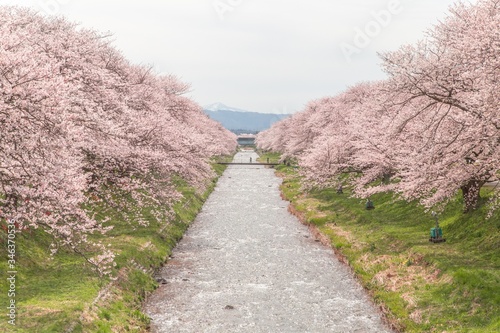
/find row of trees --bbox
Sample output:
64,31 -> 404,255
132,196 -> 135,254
0,7 -> 237,274
257,0 -> 499,214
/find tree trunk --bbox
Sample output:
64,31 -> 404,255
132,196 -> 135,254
382,173 -> 392,184
461,180 -> 484,213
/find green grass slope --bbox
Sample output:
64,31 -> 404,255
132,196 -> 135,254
271,160 -> 499,333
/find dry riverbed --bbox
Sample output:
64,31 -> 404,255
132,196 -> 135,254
145,151 -> 392,333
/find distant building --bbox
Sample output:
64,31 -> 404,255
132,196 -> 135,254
237,134 -> 256,146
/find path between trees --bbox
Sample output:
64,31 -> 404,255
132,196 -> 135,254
145,151 -> 392,333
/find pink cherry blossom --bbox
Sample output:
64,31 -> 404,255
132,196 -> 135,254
257,0 -> 499,213
0,6 -> 236,275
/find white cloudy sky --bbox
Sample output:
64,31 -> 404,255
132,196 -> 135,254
2,0 -> 473,113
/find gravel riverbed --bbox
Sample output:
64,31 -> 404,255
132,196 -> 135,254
145,151 -> 392,333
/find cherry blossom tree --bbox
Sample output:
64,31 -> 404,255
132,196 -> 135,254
255,116 -> 294,154
287,82 -> 397,195
0,6 -> 236,275
379,0 -> 499,211
258,0 -> 499,213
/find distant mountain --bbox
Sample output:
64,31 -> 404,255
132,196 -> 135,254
203,103 -> 290,133
204,102 -> 249,113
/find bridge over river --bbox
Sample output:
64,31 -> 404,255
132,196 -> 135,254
145,150 -> 392,333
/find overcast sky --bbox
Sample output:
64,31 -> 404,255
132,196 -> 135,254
2,0 -> 473,113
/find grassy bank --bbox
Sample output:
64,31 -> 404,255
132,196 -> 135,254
261,153 -> 499,333
0,163 -> 227,333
